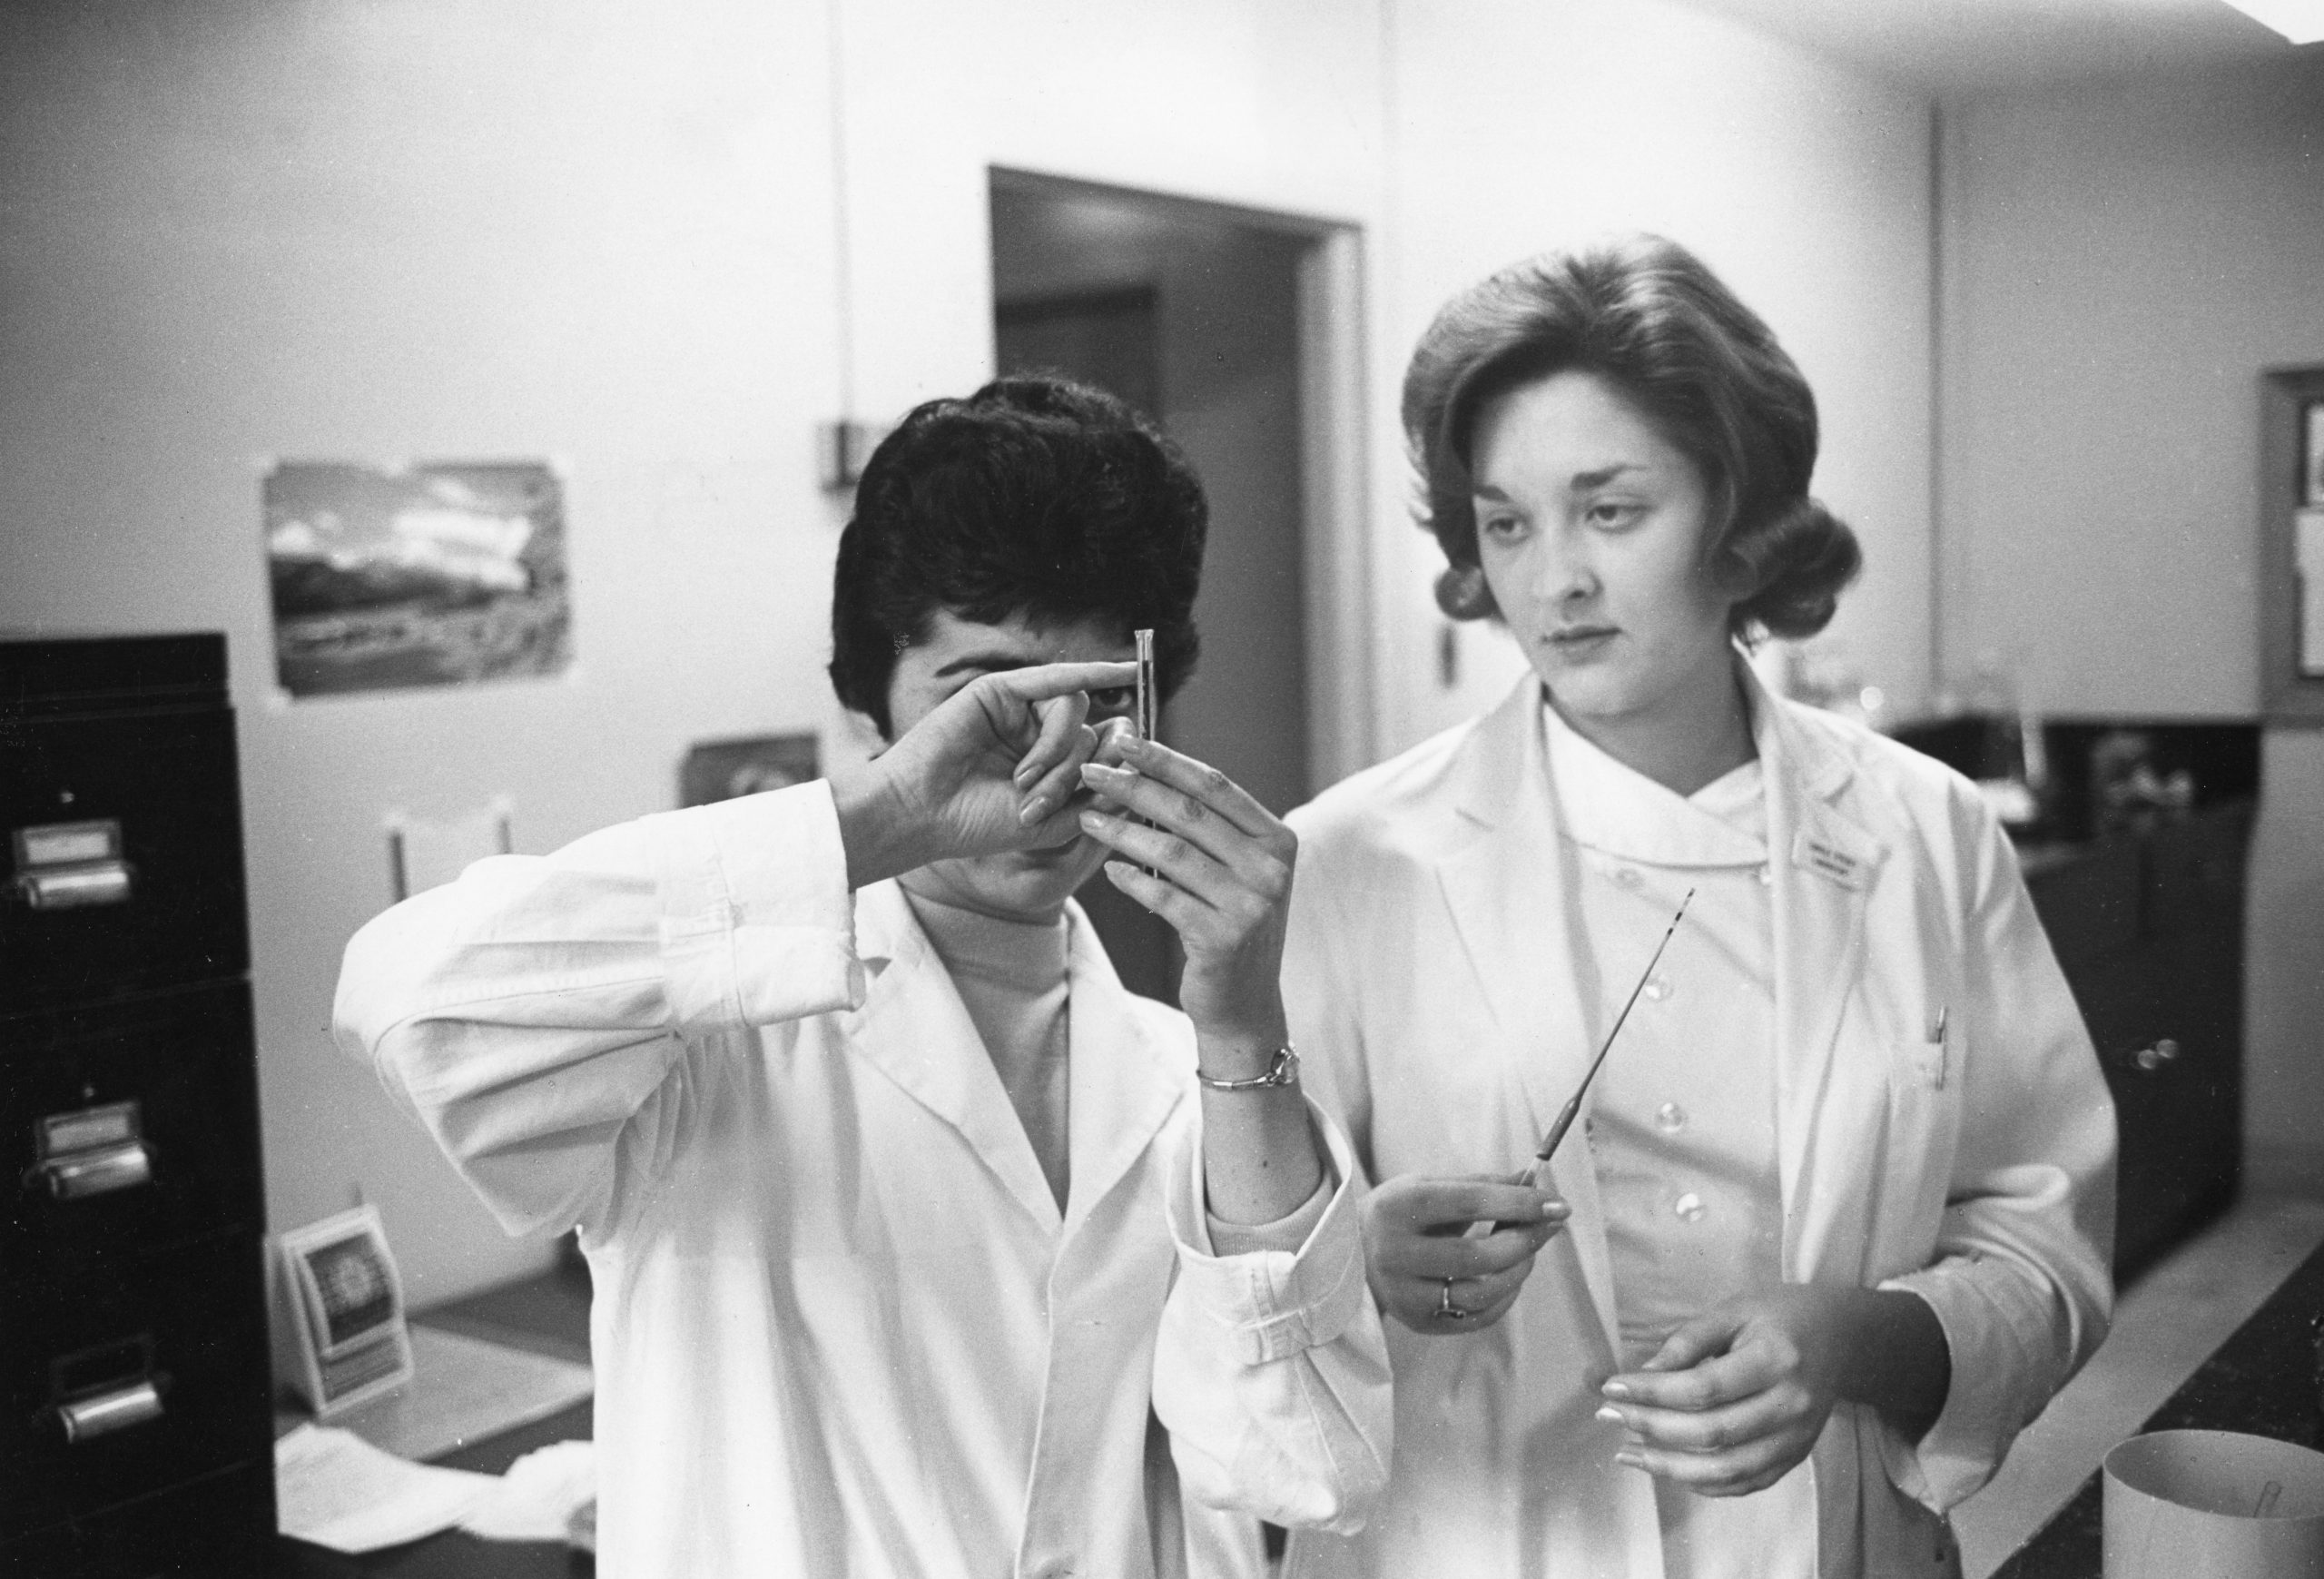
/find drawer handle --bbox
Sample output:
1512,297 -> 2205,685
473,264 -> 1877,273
2134,1038 -> 2181,1072
57,1379 -> 163,1444
16,861 -> 133,909
32,1101 -> 151,1199
38,1140 -> 153,1199
13,819 -> 132,908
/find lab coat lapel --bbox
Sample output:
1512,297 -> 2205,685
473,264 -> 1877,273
1754,675 -> 1887,1281
845,883 -> 1065,1233
1059,902 -> 1187,1239
1433,677 -> 1624,1350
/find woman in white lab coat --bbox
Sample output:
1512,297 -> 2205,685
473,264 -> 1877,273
336,378 -> 1389,1578
1281,237 -> 2115,1577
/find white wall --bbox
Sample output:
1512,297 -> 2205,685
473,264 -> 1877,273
1939,51 -> 2324,1175
0,0 -> 846,1307
1382,0 -> 1937,752
0,0 -> 1940,1303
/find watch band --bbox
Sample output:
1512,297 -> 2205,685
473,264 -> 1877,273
1195,1043 -> 1299,1091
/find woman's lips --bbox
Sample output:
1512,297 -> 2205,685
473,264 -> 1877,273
1547,627 -> 1618,656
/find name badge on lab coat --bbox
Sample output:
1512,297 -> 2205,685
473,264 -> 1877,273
1792,831 -> 1868,891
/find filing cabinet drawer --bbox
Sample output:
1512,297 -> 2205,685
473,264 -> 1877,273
0,706 -> 248,1014
0,1230 -> 272,1536
0,1457 -> 274,1579
2,983 -> 262,1272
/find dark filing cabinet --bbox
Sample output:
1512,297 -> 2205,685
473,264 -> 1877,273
1896,715 -> 2260,1287
1,634 -> 275,1576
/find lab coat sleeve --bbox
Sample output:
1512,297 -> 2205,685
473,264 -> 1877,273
1277,817 -> 1377,1179
331,781 -> 863,1240
1873,799 -> 2117,1513
1151,1100 -> 1393,1535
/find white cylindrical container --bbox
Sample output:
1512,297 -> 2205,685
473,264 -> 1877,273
2103,1429 -> 2324,1577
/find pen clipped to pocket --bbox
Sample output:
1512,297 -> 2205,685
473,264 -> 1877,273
1915,1002 -> 1949,1090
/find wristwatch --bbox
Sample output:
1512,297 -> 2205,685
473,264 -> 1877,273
1195,1043 -> 1299,1091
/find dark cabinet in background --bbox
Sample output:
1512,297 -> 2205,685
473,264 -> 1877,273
1896,715 -> 2260,1288
1,634 -> 274,1577
2024,802 -> 2254,1285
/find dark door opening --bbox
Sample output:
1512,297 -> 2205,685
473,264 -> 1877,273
991,171 -> 1317,1005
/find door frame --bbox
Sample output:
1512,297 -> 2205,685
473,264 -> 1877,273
987,167 -> 1376,794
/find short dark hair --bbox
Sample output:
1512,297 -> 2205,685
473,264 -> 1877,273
828,374 -> 1206,737
1402,234 -> 1860,640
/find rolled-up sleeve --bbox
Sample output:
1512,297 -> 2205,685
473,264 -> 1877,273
1151,1101 -> 1392,1534
1873,804 -> 2117,1512
331,781 -> 862,1241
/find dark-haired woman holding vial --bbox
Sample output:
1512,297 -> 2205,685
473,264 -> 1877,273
1280,236 -> 2114,1577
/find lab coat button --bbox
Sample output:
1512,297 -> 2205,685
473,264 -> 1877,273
1756,864 -> 1772,887
1614,867 -> 1644,891
1673,1191 -> 1706,1222
1642,975 -> 1671,1002
1654,1102 -> 1687,1133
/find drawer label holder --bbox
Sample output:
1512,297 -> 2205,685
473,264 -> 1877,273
12,818 -> 133,910
32,1100 -> 153,1199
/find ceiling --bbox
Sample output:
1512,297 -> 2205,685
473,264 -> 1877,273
1672,0 -> 2315,97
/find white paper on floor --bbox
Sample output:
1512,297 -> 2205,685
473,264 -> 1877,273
458,1439 -> 596,1543
275,1423 -> 497,1553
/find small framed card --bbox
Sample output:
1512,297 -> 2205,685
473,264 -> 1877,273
2261,370 -> 2324,723
277,1205 -> 415,1419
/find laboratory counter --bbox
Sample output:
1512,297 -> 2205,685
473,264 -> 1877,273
1992,1233 -> 2324,1577
274,1264 -> 595,1578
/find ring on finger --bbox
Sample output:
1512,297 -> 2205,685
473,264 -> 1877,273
1437,1277 -> 1472,1322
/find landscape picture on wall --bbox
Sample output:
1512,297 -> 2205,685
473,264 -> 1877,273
264,460 -> 573,698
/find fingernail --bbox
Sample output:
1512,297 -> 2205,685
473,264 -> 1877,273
1080,762 -> 1128,785
1593,1405 -> 1626,1426
1019,795 -> 1049,825
1013,763 -> 1038,787
1615,1452 -> 1647,1471
1600,1380 -> 1632,1401
1541,1199 -> 1569,1219
1078,809 -> 1108,831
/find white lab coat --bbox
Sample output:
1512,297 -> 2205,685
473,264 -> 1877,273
1280,669 -> 2115,1578
333,781 -> 1390,1579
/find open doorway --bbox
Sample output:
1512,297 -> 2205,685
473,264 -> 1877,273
990,169 -> 1366,1003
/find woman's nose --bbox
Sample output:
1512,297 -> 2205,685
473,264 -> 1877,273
1532,533 -> 1599,604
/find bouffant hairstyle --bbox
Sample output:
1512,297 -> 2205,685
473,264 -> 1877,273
828,374 -> 1206,738
1402,234 -> 1860,639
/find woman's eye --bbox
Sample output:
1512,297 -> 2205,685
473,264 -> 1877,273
1088,686 -> 1134,713
1479,514 -> 1523,540
1587,500 -> 1642,529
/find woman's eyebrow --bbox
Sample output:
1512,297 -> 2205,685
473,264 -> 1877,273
1571,463 -> 1643,489
929,649 -> 1035,679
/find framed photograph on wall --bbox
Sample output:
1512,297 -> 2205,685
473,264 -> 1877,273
679,733 -> 820,806
2260,369 -> 2324,723
263,460 -> 573,700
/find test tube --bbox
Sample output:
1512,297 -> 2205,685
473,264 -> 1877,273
1133,629 -> 1157,877
1134,628 -> 1157,745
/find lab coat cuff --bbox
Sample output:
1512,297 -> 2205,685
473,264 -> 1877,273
1206,1164 -> 1336,1258
649,780 -> 865,1036
1874,1268 -> 2024,1511
1167,1102 -> 1370,1367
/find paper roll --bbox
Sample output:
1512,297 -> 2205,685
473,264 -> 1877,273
2104,1430 -> 2324,1577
